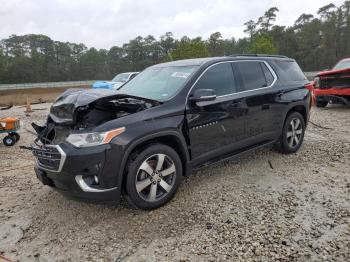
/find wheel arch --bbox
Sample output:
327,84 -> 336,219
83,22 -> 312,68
284,104 -> 308,126
118,131 -> 191,191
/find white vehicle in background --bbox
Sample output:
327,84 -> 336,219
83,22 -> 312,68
92,72 -> 139,90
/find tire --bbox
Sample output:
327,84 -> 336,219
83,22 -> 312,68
278,112 -> 305,154
3,135 -> 16,146
124,144 -> 183,210
316,100 -> 328,108
9,132 -> 20,142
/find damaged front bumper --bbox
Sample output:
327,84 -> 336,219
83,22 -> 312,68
313,88 -> 350,105
314,68 -> 350,104
24,89 -> 160,204
29,142 -> 123,204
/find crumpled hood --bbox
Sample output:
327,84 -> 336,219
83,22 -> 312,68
49,88 -> 159,124
315,67 -> 350,90
317,67 -> 350,77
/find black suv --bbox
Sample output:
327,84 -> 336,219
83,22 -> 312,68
29,55 -> 311,209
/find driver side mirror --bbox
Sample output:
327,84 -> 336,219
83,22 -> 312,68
189,89 -> 216,103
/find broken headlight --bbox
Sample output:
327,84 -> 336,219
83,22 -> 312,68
66,127 -> 125,148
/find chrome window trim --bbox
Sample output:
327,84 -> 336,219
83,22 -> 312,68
186,60 -> 278,103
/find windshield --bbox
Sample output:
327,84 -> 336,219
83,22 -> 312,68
119,66 -> 198,101
333,59 -> 350,70
112,73 -> 130,82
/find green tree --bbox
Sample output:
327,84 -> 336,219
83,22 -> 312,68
222,37 -> 237,55
294,14 -> 314,29
1,1 -> 350,83
160,32 -> 176,54
171,40 -> 209,60
107,46 -> 126,76
244,20 -> 257,40
257,7 -> 279,32
342,1 -> 350,55
318,3 -> 338,68
249,34 -> 277,54
294,18 -> 323,70
318,3 -> 336,20
0,46 -> 7,83
208,32 -> 224,56
79,48 -> 108,80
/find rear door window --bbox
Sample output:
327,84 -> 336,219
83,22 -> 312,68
194,63 -> 236,96
235,61 -> 268,91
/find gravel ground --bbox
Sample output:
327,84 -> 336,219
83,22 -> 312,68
0,103 -> 349,262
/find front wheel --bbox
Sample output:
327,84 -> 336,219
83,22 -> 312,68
278,112 -> 305,154
124,144 -> 183,210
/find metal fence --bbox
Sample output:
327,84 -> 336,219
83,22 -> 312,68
0,80 -> 96,91
0,72 -> 319,91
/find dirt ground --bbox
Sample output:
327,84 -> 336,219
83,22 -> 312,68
0,103 -> 349,262
0,86 -> 89,107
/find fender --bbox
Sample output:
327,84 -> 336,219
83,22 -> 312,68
279,88 -> 311,130
117,130 -> 191,187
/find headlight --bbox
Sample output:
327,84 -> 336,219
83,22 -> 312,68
314,77 -> 320,88
66,127 -> 125,147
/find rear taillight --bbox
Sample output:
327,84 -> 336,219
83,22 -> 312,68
305,82 -> 315,106
304,82 -> 313,91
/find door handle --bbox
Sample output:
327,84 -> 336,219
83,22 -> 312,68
262,104 -> 270,110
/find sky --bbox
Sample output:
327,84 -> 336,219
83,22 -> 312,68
0,0 -> 345,49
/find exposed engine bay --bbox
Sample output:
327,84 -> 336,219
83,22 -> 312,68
32,89 -> 159,145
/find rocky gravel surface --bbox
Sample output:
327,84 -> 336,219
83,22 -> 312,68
0,104 -> 349,261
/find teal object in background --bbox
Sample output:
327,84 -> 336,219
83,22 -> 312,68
92,72 -> 139,90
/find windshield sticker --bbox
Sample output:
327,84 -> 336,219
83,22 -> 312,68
171,72 -> 191,78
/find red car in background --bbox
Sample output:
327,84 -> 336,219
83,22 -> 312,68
313,58 -> 350,107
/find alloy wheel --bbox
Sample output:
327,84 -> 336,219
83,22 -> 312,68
135,154 -> 176,202
286,118 -> 303,148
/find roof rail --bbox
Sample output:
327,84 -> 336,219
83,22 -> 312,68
229,54 -> 288,58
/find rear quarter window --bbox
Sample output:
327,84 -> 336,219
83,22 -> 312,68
276,61 -> 306,81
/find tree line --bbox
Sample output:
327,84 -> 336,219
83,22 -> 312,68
0,1 -> 349,84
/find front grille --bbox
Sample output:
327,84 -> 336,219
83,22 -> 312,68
320,74 -> 350,89
32,145 -> 65,172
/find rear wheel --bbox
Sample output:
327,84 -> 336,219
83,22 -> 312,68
124,144 -> 183,210
278,112 -> 305,154
9,132 -> 20,142
3,135 -> 16,146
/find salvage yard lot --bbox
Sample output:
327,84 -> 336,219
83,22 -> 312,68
0,104 -> 349,261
